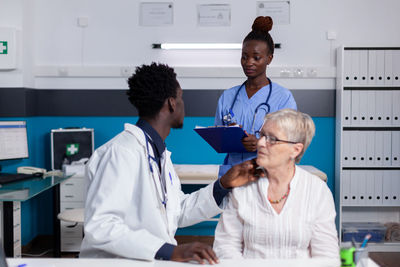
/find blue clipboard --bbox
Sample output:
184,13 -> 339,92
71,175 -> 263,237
194,126 -> 248,153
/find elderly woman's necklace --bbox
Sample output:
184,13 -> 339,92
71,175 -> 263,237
268,184 -> 290,204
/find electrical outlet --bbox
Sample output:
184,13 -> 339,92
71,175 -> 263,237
293,68 -> 304,78
58,67 -> 68,76
120,67 -> 131,77
280,69 -> 291,77
327,31 -> 337,40
307,68 -> 317,77
77,17 -> 89,28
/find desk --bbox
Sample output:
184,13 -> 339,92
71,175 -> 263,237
0,175 -> 72,257
7,258 -> 343,267
174,164 -> 327,184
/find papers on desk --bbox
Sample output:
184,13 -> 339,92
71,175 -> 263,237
194,125 -> 247,153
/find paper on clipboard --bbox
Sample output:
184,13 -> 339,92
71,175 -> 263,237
194,125 -> 247,153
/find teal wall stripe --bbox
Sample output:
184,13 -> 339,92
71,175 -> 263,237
0,116 -> 335,243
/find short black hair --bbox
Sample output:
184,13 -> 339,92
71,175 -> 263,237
243,16 -> 275,55
127,62 -> 179,118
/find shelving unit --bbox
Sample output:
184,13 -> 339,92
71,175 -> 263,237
335,46 -> 400,252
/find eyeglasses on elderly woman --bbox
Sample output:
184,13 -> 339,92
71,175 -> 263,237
255,130 -> 298,145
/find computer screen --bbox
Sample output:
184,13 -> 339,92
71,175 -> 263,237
0,121 -> 29,161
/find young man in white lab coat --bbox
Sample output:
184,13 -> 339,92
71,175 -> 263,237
80,63 -> 260,264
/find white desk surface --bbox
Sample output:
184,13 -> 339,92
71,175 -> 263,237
7,258 -> 343,267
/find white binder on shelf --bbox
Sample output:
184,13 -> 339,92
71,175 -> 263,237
373,170 -> 383,205
374,131 -> 384,166
342,90 -> 351,126
366,131 -> 375,165
342,131 -> 351,167
359,50 -> 368,85
389,170 -> 399,205
392,91 -> 400,126
342,170 -> 351,205
358,170 -> 367,205
351,91 -> 360,126
394,171 -> 400,205
375,92 -> 385,126
383,131 -> 392,167
383,91 -> 393,126
368,50 -> 377,85
350,170 -> 359,205
366,91 -> 376,125
376,50 -> 385,86
382,171 -> 391,205
393,50 -> 400,86
351,50 -> 361,86
344,50 -> 352,86
392,131 -> 400,167
365,171 -> 375,205
384,50 -> 393,86
350,131 -> 359,166
359,92 -> 368,125
358,131 -> 367,166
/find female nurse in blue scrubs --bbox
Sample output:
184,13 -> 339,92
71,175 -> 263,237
215,16 -> 297,177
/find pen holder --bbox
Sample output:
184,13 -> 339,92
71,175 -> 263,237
354,247 -> 369,266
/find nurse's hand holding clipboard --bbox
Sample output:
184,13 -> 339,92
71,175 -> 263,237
229,125 -> 258,152
241,130 -> 258,152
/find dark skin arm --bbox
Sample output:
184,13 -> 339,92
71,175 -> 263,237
171,242 -> 218,264
220,158 -> 264,189
170,160 -> 264,263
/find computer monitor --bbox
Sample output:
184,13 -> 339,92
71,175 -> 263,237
0,121 -> 29,161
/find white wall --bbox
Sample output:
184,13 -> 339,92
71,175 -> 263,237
0,0 -> 23,87
1,0 -> 400,89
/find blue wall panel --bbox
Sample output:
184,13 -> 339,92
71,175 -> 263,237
0,116 -> 335,243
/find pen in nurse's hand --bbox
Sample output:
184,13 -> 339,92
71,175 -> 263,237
360,234 -> 371,248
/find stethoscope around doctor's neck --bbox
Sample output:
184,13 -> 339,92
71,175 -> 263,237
223,78 -> 273,134
142,130 -> 168,208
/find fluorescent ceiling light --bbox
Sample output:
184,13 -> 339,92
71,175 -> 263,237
153,43 -> 242,50
152,43 -> 281,50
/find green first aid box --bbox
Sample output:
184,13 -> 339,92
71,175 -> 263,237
51,128 -> 94,170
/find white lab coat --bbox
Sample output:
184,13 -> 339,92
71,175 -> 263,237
80,123 -> 222,260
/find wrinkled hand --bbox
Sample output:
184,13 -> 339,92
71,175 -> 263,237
241,133 -> 258,152
220,159 -> 264,189
171,242 -> 219,264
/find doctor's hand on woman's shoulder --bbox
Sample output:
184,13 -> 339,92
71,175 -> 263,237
171,242 -> 219,264
220,159 -> 262,189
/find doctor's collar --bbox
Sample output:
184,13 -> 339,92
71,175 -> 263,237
136,119 -> 166,157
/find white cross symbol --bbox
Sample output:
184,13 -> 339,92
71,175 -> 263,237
0,42 -> 6,54
67,145 -> 78,155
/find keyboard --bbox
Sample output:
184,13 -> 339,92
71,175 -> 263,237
0,172 -> 43,185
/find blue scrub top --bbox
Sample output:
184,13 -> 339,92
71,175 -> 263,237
214,81 -> 297,177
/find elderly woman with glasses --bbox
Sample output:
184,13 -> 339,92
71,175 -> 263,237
213,109 -> 339,259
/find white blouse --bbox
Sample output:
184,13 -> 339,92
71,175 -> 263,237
214,166 -> 339,259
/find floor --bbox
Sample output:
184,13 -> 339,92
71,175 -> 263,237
22,235 -> 400,266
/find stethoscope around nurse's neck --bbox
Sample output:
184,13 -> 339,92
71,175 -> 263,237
222,78 -> 273,134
